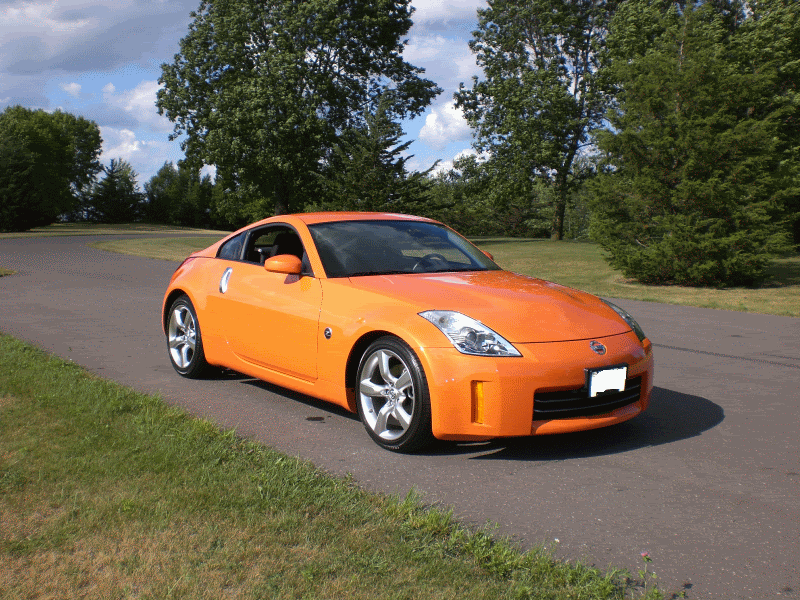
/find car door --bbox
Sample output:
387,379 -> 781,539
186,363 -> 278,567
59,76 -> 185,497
214,225 -> 322,381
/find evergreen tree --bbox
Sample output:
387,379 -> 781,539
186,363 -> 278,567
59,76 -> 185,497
88,159 -> 143,224
742,0 -> 800,246
316,98 -> 437,214
591,0 -> 793,286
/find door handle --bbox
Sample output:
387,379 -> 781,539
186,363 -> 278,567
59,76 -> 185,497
219,267 -> 233,293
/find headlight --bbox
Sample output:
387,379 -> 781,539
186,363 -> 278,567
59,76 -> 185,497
602,300 -> 647,342
419,310 -> 521,357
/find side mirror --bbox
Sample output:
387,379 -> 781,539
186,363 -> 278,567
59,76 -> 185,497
264,254 -> 302,275
482,250 -> 494,261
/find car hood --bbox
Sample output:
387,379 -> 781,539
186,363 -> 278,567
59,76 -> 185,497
348,270 -> 630,343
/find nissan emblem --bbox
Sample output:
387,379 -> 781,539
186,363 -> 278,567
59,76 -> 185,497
590,340 -> 606,355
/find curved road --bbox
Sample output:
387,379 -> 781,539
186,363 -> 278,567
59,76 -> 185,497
1,234 -> 798,599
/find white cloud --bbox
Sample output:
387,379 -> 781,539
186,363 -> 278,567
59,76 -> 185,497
60,82 -> 81,97
102,79 -> 172,132
200,164 -> 217,180
429,148 -> 478,176
1,0 -> 197,75
405,32 -> 481,95
405,34 -> 451,62
101,127 -> 142,160
0,2 -> 93,34
100,126 -> 182,183
411,0 -> 486,27
419,101 -> 472,150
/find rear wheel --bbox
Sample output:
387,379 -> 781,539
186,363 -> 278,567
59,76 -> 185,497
356,336 -> 434,452
166,295 -> 209,378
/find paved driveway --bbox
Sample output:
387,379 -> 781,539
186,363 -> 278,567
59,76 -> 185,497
1,234 -> 798,599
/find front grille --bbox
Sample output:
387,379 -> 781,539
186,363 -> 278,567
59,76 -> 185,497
533,376 -> 642,420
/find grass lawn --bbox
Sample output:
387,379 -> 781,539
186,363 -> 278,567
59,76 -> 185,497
90,236 -> 225,262
0,333 -> 657,599
90,234 -> 800,317
0,223 -> 228,239
477,239 -> 800,317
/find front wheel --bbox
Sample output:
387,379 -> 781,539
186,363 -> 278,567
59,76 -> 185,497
356,337 -> 434,452
166,295 -> 209,378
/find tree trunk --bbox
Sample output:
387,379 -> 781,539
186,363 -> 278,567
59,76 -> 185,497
273,184 -> 288,215
551,177 -> 567,241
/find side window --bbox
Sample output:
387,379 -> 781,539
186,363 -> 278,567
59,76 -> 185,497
217,232 -> 246,261
243,225 -> 314,275
247,229 -> 283,264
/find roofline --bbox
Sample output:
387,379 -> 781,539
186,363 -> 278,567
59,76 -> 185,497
291,211 -> 440,225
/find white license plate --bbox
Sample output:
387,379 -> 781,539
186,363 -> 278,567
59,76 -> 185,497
588,366 -> 627,398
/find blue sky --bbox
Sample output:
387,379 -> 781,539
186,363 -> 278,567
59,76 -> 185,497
1,0 -> 487,184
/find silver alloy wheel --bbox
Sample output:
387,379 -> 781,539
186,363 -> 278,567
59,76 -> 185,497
168,303 -> 197,369
358,348 -> 416,442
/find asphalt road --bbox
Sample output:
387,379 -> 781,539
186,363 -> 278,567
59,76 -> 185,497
1,234 -> 798,599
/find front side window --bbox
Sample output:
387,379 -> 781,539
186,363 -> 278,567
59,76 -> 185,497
242,225 -> 312,275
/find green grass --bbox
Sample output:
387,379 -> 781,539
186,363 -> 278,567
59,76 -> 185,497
89,235 -> 800,317
0,222 -> 228,239
0,333 -> 659,599
89,235 -> 225,262
476,239 -> 800,317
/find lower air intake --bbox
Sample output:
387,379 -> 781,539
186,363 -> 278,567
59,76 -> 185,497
533,376 -> 642,419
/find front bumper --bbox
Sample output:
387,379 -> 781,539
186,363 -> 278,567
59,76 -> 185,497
418,331 -> 654,441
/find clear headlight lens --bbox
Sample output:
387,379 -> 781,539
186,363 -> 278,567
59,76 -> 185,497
420,310 -> 521,357
602,300 -> 647,342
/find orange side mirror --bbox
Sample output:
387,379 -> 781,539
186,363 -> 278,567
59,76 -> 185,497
264,254 -> 302,275
482,250 -> 494,261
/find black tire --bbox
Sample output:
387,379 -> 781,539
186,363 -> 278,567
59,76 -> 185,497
355,336 -> 434,452
166,295 -> 209,378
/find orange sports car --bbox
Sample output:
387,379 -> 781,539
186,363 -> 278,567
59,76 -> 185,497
162,212 -> 654,451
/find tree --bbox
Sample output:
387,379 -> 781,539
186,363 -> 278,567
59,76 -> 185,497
88,159 -> 143,224
158,0 -> 440,217
0,106 -> 101,231
455,0 -> 619,240
742,0 -> 800,246
143,162 -> 180,224
590,0 -> 794,286
315,97 -> 437,214
433,154 -> 558,237
144,161 -> 215,227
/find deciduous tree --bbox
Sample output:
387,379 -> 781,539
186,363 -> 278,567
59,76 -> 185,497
455,0 -> 619,240
0,107 -> 101,231
158,0 -> 440,217
144,162 -> 215,227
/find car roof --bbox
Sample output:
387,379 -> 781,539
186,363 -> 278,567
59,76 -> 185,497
291,212 -> 439,225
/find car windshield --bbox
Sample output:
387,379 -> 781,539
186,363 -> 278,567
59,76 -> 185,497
307,220 -> 501,278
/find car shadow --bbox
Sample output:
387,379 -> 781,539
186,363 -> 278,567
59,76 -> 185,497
231,379 -> 723,460
239,377 -> 360,420
424,387 -> 724,459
